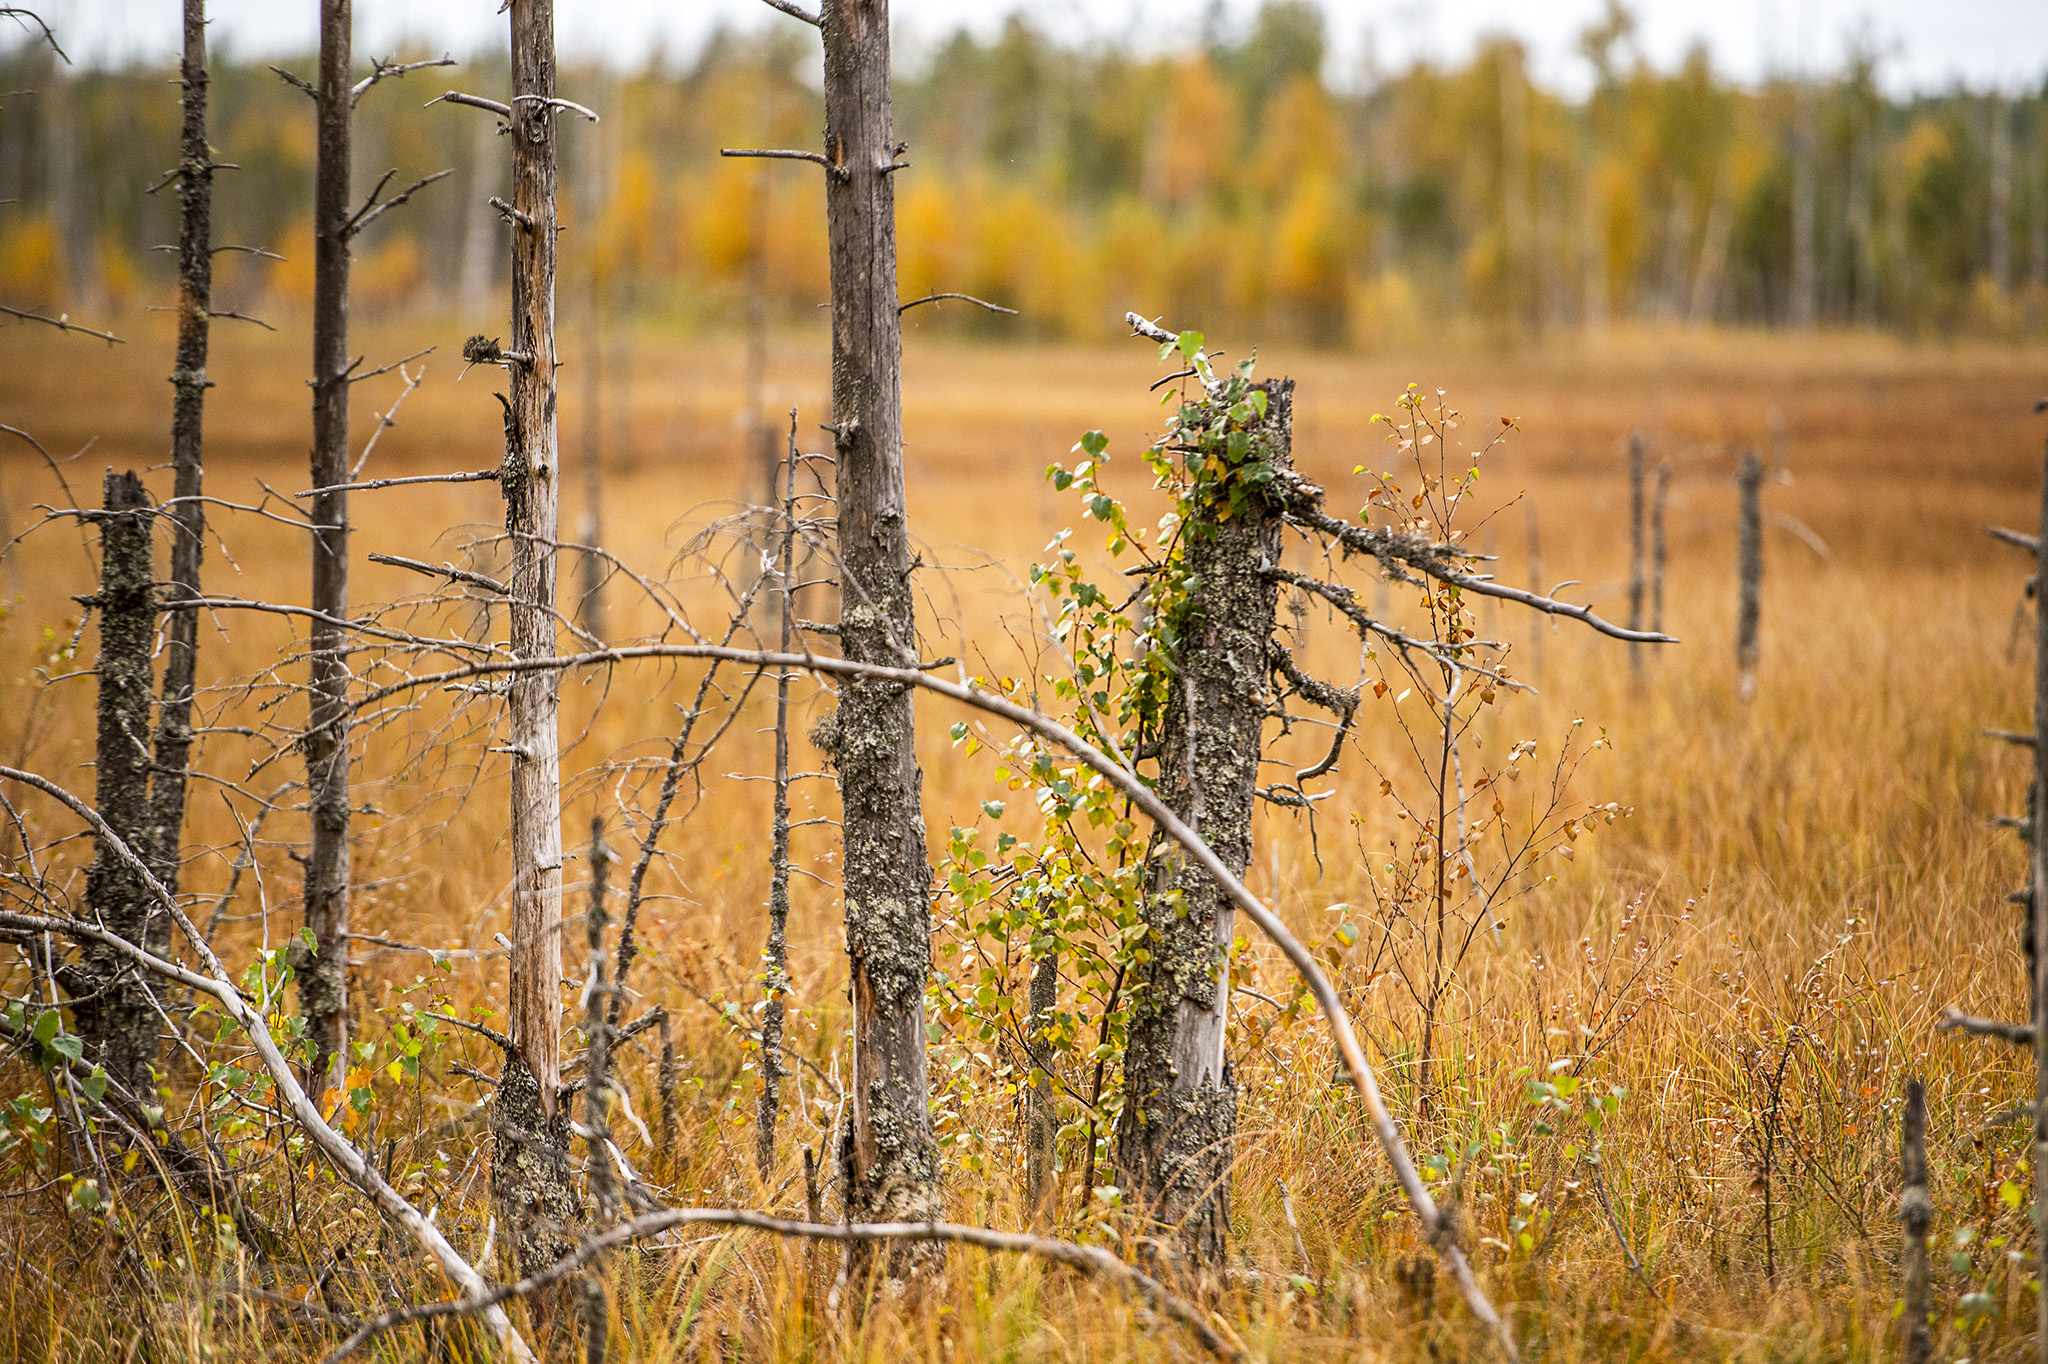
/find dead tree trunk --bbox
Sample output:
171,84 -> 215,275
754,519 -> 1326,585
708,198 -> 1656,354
2032,427 -> 2048,1364
756,418 -> 797,1182
1651,461 -> 1669,638
1898,1076 -> 1933,1364
147,0 -> 212,898
1114,379 -> 1293,1264
1627,430 -> 1644,680
299,0 -> 354,1089
74,471 -> 164,1095
1736,450 -> 1762,703
817,0 -> 943,1274
1023,951 -> 1057,1225
1526,501 -> 1543,677
493,0 -> 580,1281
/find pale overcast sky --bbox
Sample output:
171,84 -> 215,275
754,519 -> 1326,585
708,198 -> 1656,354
30,0 -> 2048,96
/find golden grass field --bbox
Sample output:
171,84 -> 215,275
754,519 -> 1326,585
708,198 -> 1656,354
2,312 -> 2048,1361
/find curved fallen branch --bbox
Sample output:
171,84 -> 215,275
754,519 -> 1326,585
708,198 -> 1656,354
0,764 -> 537,1364
345,645 -> 1521,1358
322,1209 -> 1243,1364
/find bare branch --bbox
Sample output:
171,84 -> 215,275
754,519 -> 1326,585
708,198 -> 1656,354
205,308 -> 275,331
269,63 -> 316,98
1278,477 -> 1675,645
1985,525 -> 2042,555
346,345 -> 434,386
1987,728 -> 2037,748
294,469 -> 498,499
720,147 -> 831,170
367,553 -> 507,596
755,0 -> 821,25
0,302 -> 122,344
487,195 -> 534,230
320,1209 -> 1240,1364
427,90 -> 511,118
899,292 -> 1017,317
350,361 -> 426,477
0,8 -> 67,61
511,93 -> 598,123
1937,1006 -> 2034,1046
344,168 -> 452,239
351,55 -> 456,106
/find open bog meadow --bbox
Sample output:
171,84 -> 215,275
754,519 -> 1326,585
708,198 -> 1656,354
2,314 -> 2045,1361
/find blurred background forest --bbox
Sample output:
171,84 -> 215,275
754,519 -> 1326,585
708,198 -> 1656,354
3,0 -> 2045,348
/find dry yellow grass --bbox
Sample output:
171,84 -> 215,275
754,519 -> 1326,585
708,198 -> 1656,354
1,312 -> 2046,1362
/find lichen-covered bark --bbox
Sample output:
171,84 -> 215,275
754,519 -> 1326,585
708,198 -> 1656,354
491,1046 -> 579,1280
820,0 -> 942,1278
1115,379 -> 1293,1264
75,470 -> 165,1096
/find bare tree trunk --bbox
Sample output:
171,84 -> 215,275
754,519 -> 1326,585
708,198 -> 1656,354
73,471 -> 163,1095
1115,379 -> 1292,1265
2032,427 -> 2048,1364
1898,1076 -> 1932,1364
1526,501 -> 1543,676
1023,950 -> 1057,1226
757,419 -> 796,1183
147,0 -> 212,900
1737,451 -> 1762,702
492,0 -> 580,1283
1627,430 -> 1644,680
299,0 -> 354,1091
817,0 -> 943,1278
1651,462 -> 1669,637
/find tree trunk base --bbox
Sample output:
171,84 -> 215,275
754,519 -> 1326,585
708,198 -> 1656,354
492,1046 -> 582,1294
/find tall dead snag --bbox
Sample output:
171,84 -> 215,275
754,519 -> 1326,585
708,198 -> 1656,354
1898,1076 -> 1932,1364
298,0 -> 355,1089
72,472 -> 164,1094
2033,423 -> 2048,1364
1023,950 -> 1057,1225
144,0 -> 211,897
1114,380 -> 1292,1263
1651,461 -> 1669,638
757,419 -> 798,1182
1736,450 -> 1762,702
817,0 -> 945,1270
1627,429 -> 1644,680
493,0 -> 581,1281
